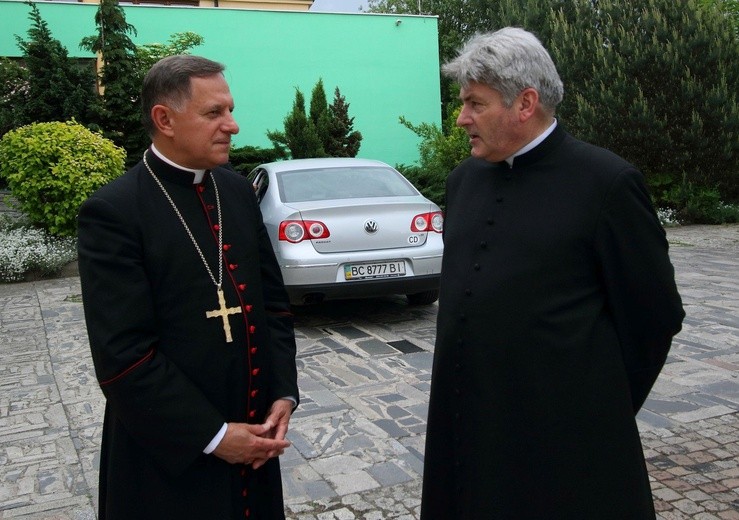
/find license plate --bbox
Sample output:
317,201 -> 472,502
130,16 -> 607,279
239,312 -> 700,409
344,260 -> 406,280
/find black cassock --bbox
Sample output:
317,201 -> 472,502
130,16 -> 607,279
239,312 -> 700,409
78,150 -> 298,519
421,125 -> 685,519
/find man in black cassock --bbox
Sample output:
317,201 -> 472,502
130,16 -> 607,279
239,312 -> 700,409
78,55 -> 298,519
420,28 -> 685,519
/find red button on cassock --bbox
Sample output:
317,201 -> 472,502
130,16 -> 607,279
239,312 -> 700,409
249,325 -> 256,334
244,304 -> 253,312
197,185 -> 206,193
238,284 -> 247,291
250,389 -> 258,398
229,263 -> 238,271
223,244 -> 231,251
250,347 -> 257,354
249,410 -> 256,418
213,224 -> 220,231
252,368 -> 260,376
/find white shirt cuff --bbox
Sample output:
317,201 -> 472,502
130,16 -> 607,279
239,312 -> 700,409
203,423 -> 228,454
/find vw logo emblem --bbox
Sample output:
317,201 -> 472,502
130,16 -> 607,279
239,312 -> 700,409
364,219 -> 379,234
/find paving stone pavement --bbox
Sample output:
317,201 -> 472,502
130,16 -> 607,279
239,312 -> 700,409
0,223 -> 737,520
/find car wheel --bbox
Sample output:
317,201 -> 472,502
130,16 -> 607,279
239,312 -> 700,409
406,289 -> 439,305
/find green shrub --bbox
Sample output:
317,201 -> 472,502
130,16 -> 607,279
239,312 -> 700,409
228,144 -> 287,174
398,107 -> 470,208
663,176 -> 739,224
0,120 -> 125,236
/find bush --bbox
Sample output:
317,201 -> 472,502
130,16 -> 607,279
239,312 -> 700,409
398,107 -> 470,208
0,120 -> 125,236
663,178 -> 739,224
228,144 -> 287,174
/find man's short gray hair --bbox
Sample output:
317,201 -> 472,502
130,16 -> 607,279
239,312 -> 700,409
442,27 -> 564,112
141,55 -> 226,136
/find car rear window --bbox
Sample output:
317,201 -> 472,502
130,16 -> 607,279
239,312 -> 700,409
278,166 -> 418,202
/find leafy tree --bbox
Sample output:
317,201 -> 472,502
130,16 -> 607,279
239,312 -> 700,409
397,107 -> 467,206
267,88 -> 324,159
80,0 -> 146,167
13,2 -> 95,128
326,87 -> 362,157
135,32 -> 205,81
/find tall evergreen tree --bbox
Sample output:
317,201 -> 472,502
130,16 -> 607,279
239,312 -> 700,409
326,87 -> 362,157
309,78 -> 331,151
14,1 -> 95,127
81,0 -> 145,166
543,0 -> 739,202
267,88 -> 324,159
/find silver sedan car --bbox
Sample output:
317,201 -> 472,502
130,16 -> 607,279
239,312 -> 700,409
247,158 -> 443,305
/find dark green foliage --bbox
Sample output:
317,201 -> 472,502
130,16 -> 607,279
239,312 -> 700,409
397,108 -> 468,207
326,87 -> 362,157
228,144 -> 288,174
12,2 -> 96,128
380,0 -> 738,222
0,58 -> 28,140
546,0 -> 739,206
80,0 -> 147,167
269,81 -> 363,159
309,78 -> 331,153
0,121 -> 126,236
267,88 -> 324,159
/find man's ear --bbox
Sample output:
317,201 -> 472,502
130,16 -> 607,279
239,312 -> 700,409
517,88 -> 539,122
151,105 -> 175,137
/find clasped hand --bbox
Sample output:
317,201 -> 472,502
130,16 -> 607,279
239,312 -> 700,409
212,399 -> 293,469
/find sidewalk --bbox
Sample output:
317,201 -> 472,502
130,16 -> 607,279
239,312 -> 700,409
0,224 -> 737,519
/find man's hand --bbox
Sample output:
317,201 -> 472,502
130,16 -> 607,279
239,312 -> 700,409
251,399 -> 295,469
212,422 -> 290,466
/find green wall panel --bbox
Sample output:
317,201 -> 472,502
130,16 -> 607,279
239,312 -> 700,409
0,0 -> 441,166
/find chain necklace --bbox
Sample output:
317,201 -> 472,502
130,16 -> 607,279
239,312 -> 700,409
143,152 -> 241,342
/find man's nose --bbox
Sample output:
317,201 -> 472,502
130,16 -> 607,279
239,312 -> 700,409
456,107 -> 471,127
224,113 -> 239,135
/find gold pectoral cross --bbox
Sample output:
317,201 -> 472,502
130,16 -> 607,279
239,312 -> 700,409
205,287 -> 242,343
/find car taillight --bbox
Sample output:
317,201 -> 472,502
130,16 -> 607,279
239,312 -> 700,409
279,220 -> 330,243
411,211 -> 444,233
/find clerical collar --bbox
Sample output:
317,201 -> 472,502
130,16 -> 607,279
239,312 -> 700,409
150,144 -> 207,184
505,119 -> 558,167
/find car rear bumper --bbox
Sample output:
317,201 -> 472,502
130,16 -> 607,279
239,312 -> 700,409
285,273 -> 440,305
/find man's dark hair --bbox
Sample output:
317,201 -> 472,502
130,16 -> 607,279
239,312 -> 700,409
141,55 -> 225,136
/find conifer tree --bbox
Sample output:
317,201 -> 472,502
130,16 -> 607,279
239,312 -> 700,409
309,78 -> 331,152
81,0 -> 145,166
269,81 -> 363,159
543,0 -> 739,202
326,87 -> 362,157
14,2 -> 95,127
268,88 -> 324,159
